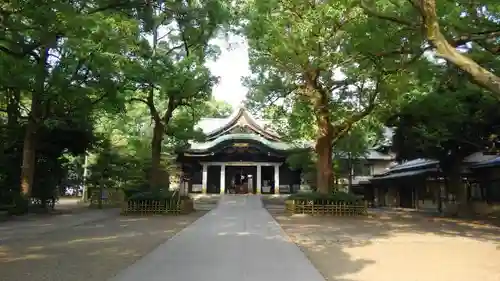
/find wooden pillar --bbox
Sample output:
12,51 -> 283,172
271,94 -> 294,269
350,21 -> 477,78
414,185 -> 419,210
202,164 -> 208,194
274,164 -> 280,194
220,164 -> 225,194
256,164 -> 262,194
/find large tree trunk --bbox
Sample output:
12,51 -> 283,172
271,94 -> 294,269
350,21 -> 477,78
445,160 -> 471,216
20,46 -> 49,197
315,132 -> 333,194
420,0 -> 500,96
448,162 -> 466,205
314,97 -> 334,194
150,121 -> 165,189
20,120 -> 37,196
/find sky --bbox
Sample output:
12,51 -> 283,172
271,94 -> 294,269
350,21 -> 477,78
205,35 -> 251,109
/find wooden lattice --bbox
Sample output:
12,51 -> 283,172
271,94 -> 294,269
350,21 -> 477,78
285,199 -> 368,216
121,198 -> 193,215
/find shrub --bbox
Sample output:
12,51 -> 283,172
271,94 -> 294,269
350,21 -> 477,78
127,189 -> 190,201
7,194 -> 30,215
287,191 -> 362,204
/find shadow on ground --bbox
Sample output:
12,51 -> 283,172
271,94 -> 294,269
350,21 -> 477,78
269,208 -> 500,281
0,211 -> 206,281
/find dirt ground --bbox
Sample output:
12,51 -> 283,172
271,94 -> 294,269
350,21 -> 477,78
270,210 -> 500,281
0,210 -> 206,281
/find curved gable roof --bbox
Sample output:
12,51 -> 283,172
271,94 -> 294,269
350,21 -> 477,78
198,107 -> 281,141
187,133 -> 293,152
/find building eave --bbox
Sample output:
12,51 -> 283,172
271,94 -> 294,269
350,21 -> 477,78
182,133 -> 303,155
204,107 -> 281,141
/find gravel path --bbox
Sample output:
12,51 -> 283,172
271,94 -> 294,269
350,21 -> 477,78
270,210 -> 500,281
0,211 -> 206,281
110,195 -> 325,281
0,209 -> 120,242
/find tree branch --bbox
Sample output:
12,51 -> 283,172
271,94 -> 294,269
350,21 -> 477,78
91,93 -> 108,105
359,0 -> 417,27
162,96 -> 176,125
419,0 -> 500,96
129,96 -> 159,123
0,41 -> 40,60
333,77 -> 382,140
87,0 -> 147,15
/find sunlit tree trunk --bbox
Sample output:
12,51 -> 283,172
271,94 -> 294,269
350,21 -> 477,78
150,121 -> 165,188
313,91 -> 334,194
20,46 -> 49,197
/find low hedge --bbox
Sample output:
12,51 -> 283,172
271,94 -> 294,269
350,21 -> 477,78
122,190 -> 194,215
127,190 -> 190,201
287,191 -> 363,204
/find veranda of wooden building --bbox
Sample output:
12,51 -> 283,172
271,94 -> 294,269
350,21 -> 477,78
176,107 -> 304,195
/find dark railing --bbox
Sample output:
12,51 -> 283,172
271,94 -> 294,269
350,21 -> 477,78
121,190 -> 194,215
285,199 -> 368,216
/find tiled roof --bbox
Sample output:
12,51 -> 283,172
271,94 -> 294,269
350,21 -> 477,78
389,158 -> 439,172
367,152 -> 499,182
463,152 -> 498,163
372,167 -> 438,181
333,150 -> 395,160
195,106 -> 277,136
187,133 -> 293,152
471,156 -> 500,169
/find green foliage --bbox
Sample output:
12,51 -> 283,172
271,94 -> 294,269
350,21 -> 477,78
389,75 -> 500,168
127,190 -> 188,201
242,0 -> 427,129
0,0 -> 234,210
119,0 -> 234,188
202,98 -> 233,118
7,194 -> 30,215
242,0 -> 429,192
287,150 -> 316,185
360,0 -> 500,96
288,191 -> 363,204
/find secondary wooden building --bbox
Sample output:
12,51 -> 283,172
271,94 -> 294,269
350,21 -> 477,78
365,153 -> 500,213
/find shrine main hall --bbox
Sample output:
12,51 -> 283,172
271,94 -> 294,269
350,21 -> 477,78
177,107 -> 302,194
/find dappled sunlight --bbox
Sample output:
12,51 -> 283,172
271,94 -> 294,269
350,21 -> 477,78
119,218 -> 149,222
87,247 -> 141,258
66,234 -> 128,244
0,211 -> 206,280
27,245 -> 45,251
271,208 -> 500,281
0,223 -> 54,232
148,229 -> 177,235
277,210 -> 500,244
0,253 -> 52,263
0,246 -> 53,263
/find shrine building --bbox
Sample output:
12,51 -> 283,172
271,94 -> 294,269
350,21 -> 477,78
177,107 -> 303,194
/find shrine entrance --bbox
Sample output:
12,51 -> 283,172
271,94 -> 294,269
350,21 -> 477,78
226,166 -> 257,194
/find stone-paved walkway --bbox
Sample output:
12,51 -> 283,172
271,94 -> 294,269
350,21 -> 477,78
110,195 -> 325,281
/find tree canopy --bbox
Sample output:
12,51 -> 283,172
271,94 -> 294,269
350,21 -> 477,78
0,0 -> 498,212
0,0 -> 235,211
389,67 -> 500,206
242,0 -> 426,193
361,0 -> 500,96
